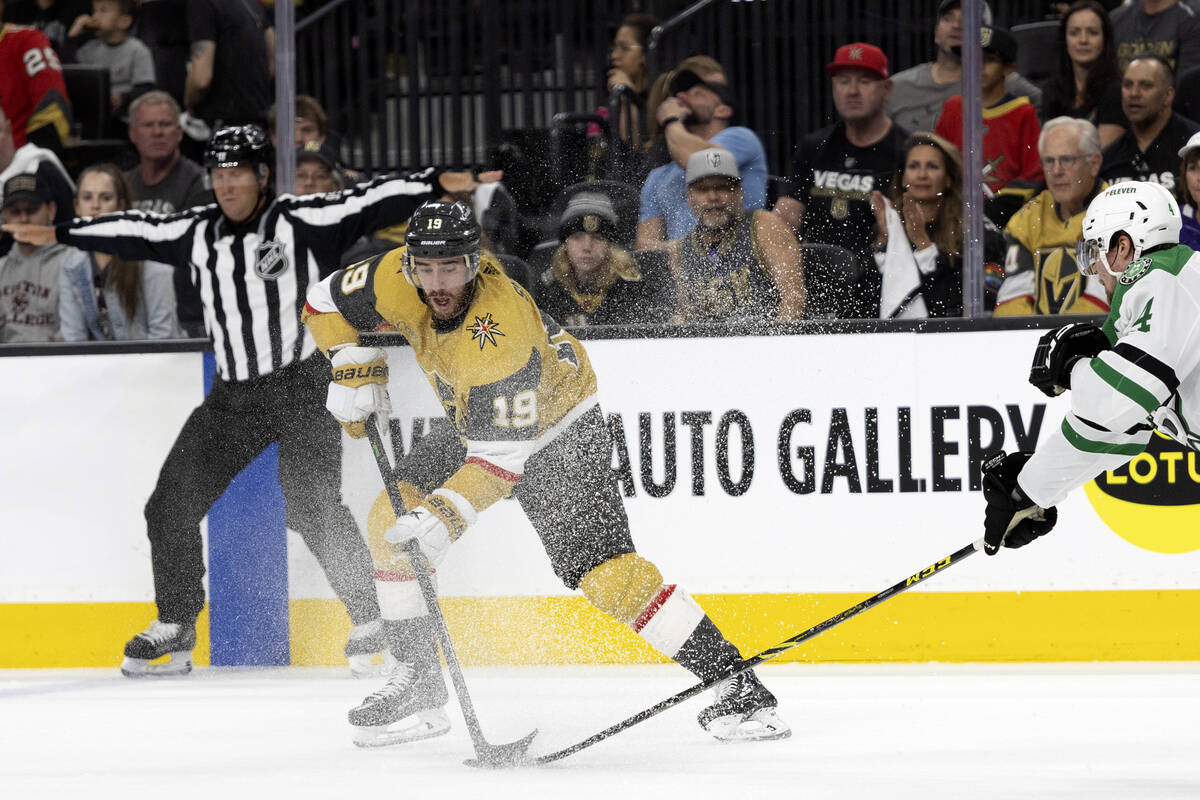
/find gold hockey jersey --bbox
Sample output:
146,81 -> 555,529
304,249 -> 598,514
995,186 -> 1110,316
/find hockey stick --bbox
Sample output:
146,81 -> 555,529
531,537 -> 984,766
365,418 -> 538,768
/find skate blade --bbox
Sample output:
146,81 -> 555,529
352,708 -> 451,748
704,708 -> 792,743
349,651 -> 399,679
120,651 -> 193,678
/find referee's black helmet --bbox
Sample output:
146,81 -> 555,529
204,124 -> 272,170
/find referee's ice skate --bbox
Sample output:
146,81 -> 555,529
120,620 -> 196,678
349,659 -> 451,747
698,670 -> 791,742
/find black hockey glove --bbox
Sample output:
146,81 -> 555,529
1028,322 -> 1110,398
981,451 -> 1057,556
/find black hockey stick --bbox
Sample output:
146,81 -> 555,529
531,538 -> 984,766
365,418 -> 538,768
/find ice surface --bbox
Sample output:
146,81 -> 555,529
2,663 -> 1198,799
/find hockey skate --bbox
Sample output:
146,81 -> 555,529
349,659 -> 451,748
344,620 -> 397,678
698,669 -> 791,742
120,620 -> 196,678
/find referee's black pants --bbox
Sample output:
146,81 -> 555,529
144,354 -> 380,628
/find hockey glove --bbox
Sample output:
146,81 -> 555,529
1028,322 -> 1110,398
384,489 -> 477,567
326,346 -> 391,439
981,451 -> 1057,555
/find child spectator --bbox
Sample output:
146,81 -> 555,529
935,25 -> 1043,202
69,0 -> 155,123
1178,131 -> 1200,250
0,172 -> 80,341
58,163 -> 180,340
535,192 -> 673,326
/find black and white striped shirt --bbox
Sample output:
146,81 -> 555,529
56,169 -> 441,381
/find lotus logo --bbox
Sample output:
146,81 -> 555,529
1084,434 -> 1200,553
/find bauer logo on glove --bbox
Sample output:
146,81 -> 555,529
326,346 -> 391,438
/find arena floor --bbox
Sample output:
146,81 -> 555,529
3,662 -> 1198,799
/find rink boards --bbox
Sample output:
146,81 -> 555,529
2,327 -> 1199,668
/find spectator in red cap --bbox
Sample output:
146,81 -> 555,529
935,24 -> 1043,224
775,42 -> 908,318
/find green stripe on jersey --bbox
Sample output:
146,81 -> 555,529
1060,418 -> 1147,456
1090,357 -> 1161,413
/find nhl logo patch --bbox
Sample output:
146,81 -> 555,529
1119,257 -> 1152,286
254,239 -> 289,280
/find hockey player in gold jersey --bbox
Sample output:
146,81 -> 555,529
303,201 -> 789,747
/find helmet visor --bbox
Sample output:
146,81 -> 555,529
407,254 -> 479,292
1075,237 -> 1103,276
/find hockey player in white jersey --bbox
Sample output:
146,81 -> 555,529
981,180 -> 1199,552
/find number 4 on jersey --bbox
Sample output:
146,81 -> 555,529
1132,299 -> 1153,333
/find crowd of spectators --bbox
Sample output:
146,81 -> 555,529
6,0 -> 1200,344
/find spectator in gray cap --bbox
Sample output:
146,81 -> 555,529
0,172 -> 85,341
668,148 -> 806,323
637,57 -> 768,250
885,0 -> 1043,133
536,191 -> 674,326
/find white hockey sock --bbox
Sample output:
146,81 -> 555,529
631,584 -> 706,658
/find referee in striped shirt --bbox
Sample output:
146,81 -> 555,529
5,123 -> 496,676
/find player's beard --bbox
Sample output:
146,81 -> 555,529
425,282 -> 473,321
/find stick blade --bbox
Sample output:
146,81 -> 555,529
462,729 -> 539,769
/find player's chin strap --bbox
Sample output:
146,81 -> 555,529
363,416 -> 538,768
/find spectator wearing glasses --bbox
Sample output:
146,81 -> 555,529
1100,55 -> 1200,189
994,117 -> 1109,316
606,13 -> 657,153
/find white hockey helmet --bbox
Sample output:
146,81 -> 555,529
1076,181 -> 1181,278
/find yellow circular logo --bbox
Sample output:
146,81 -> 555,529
1084,433 -> 1200,553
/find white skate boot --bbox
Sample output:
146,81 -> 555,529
698,669 -> 791,742
349,659 -> 451,748
120,620 -> 196,678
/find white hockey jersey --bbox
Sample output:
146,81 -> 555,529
1019,244 -> 1200,507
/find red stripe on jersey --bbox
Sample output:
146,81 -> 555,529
466,456 -> 522,483
632,584 -> 676,632
304,301 -> 322,316
373,567 -> 435,582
